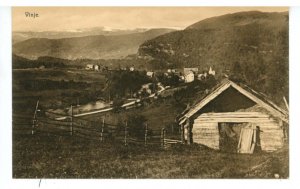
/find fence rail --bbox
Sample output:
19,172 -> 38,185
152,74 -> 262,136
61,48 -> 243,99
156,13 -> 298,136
13,111 -> 182,148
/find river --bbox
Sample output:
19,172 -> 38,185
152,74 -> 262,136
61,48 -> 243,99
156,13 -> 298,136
71,100 -> 110,114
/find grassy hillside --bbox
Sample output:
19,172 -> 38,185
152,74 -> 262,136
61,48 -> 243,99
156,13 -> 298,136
13,133 -> 288,178
138,11 -> 288,106
13,28 -> 175,60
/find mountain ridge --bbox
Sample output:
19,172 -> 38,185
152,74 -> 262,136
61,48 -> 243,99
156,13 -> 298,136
13,28 -> 176,60
137,11 -> 288,104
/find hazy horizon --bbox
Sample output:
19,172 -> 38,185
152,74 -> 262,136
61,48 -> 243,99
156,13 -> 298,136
13,7 -> 288,32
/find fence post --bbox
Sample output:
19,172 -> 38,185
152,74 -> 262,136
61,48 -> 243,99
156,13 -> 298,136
32,119 -> 35,135
144,123 -> 148,146
187,125 -> 191,145
32,100 -> 39,135
101,118 -> 105,142
70,105 -> 73,136
124,121 -> 128,146
161,128 -> 165,148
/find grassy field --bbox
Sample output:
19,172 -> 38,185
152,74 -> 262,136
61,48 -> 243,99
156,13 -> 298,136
12,68 -> 289,179
13,132 -> 288,179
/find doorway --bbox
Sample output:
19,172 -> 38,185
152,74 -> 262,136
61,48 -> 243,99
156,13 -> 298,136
218,122 -> 243,153
218,122 -> 260,153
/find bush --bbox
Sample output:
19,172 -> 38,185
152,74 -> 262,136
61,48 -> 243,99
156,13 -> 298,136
127,114 -> 147,139
112,98 -> 124,113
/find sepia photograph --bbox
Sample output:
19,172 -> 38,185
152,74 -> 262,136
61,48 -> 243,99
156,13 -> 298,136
12,7 -> 289,179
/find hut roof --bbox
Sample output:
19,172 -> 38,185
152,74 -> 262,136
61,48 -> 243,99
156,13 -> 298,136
179,79 -> 288,125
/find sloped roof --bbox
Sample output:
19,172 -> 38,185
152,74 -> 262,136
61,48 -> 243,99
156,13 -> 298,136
179,79 -> 288,125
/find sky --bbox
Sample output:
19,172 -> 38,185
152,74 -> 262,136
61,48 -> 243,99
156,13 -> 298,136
12,7 -> 288,32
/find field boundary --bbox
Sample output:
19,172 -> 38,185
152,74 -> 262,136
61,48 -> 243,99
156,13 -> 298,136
13,109 -> 182,148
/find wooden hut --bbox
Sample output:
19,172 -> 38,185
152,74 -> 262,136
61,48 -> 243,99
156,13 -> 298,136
179,80 -> 288,153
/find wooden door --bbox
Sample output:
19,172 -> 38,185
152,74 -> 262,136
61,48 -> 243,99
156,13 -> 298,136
237,124 -> 256,154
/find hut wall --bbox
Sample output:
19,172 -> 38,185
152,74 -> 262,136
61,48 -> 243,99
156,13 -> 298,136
192,112 -> 284,152
193,122 -> 219,150
255,121 -> 284,152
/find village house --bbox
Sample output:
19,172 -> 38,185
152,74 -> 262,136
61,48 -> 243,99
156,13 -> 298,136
138,83 -> 154,96
197,67 -> 215,81
167,69 -> 177,73
184,71 -> 195,83
184,67 -> 199,75
178,80 -> 288,154
179,75 -> 185,81
146,71 -> 154,78
85,64 -> 100,71
129,65 -> 135,71
94,65 -> 100,71
208,66 -> 216,76
85,64 -> 94,70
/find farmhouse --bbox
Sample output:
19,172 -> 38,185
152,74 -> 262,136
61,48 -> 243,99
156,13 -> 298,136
184,67 -> 199,75
179,80 -> 288,153
184,71 -> 195,83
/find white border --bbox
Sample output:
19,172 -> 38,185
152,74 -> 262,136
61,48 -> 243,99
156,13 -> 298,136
0,6 -> 12,189
289,6 -> 300,183
0,0 -> 300,6
1,4 -> 300,189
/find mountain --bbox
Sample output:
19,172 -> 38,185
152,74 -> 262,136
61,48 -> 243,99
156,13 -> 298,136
138,11 -> 288,105
13,28 -> 176,60
12,27 -> 150,44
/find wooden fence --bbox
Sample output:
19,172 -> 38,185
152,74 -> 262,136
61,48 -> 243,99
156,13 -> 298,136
13,110 -> 182,148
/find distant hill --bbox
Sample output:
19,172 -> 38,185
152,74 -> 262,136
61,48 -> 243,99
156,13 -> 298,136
12,27 -> 150,44
138,11 -> 288,105
12,54 -> 73,69
13,28 -> 175,60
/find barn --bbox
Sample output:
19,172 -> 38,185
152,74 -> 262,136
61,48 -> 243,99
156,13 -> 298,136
178,80 -> 288,153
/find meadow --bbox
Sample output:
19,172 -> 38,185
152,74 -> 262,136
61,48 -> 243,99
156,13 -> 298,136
13,132 -> 288,178
12,68 -> 288,179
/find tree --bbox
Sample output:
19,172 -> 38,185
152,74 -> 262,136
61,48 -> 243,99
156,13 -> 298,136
112,98 -> 124,113
230,61 -> 244,82
104,70 -> 151,100
126,114 -> 147,139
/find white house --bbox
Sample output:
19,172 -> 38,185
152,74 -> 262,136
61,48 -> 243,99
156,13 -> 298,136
171,69 -> 177,73
208,66 -> 216,76
94,65 -> 100,71
184,71 -> 195,83
85,64 -> 94,70
167,69 -> 177,73
129,66 -> 135,71
184,68 -> 199,75
146,71 -> 154,78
